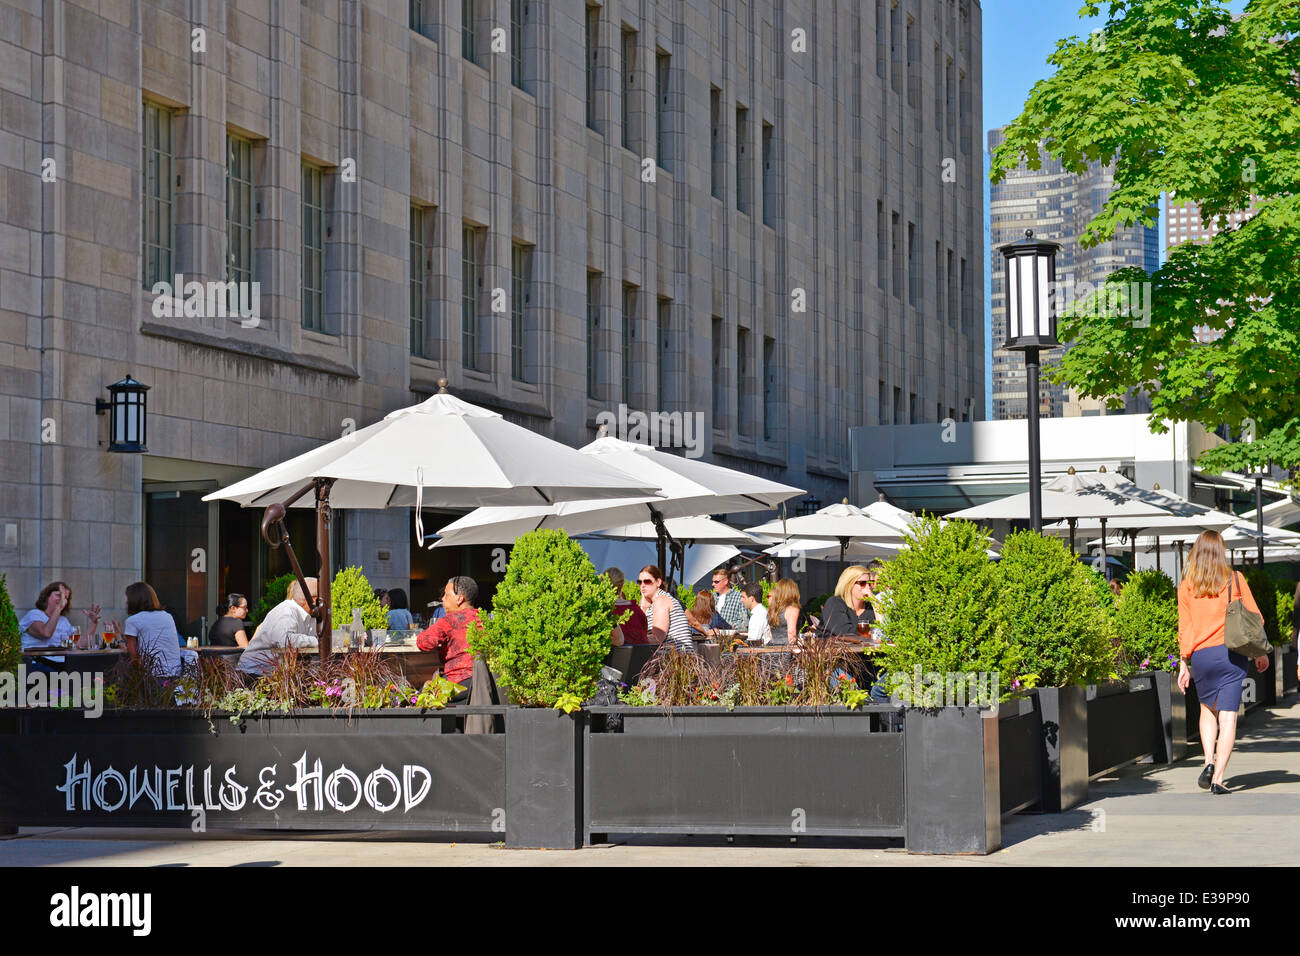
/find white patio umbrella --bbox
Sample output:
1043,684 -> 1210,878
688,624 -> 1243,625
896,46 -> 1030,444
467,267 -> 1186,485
949,467 -> 1176,564
745,500 -> 903,564
432,435 -> 803,570
586,515 -> 762,546
205,391 -> 660,511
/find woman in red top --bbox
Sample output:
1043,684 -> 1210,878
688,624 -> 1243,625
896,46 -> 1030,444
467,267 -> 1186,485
1177,530 -> 1270,794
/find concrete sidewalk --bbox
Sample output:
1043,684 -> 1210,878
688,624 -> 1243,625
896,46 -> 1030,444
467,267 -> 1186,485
3,693 -> 1297,867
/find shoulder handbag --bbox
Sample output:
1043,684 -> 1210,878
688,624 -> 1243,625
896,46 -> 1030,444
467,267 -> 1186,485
1224,572 -> 1272,658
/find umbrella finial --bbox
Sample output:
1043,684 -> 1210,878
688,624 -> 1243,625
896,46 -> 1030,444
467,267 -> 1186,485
842,497 -> 849,504
1067,466 -> 1076,475
597,422 -> 609,438
436,378 -> 450,394
1153,482 -> 1161,490
878,491 -> 887,502
1099,465 -> 1107,473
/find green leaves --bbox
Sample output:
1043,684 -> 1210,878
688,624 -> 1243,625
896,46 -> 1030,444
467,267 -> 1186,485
1114,569 -> 1180,673
0,573 -> 20,677
330,566 -> 389,631
468,529 -> 617,707
994,0 -> 1300,475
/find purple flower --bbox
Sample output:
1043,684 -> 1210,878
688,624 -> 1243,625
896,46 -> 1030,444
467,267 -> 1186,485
1012,679 -> 1022,689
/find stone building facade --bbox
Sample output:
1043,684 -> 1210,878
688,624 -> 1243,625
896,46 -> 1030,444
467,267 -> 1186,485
1,0 -> 984,624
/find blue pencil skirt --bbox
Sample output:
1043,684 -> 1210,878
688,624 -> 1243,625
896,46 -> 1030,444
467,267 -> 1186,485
1189,644 -> 1249,712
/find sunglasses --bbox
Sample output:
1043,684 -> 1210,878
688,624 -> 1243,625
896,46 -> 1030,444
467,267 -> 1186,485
855,580 -> 870,587
637,579 -> 655,585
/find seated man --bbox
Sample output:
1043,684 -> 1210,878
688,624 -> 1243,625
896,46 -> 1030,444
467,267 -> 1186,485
237,578 -> 319,678
741,582 -> 772,645
416,576 -> 481,702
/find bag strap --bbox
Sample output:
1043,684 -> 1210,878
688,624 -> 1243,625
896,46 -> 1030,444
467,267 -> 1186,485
1228,570 -> 1236,602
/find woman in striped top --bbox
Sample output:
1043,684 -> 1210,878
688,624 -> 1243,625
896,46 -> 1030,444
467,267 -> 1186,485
638,565 -> 696,654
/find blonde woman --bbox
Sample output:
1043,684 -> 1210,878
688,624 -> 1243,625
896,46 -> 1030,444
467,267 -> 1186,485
1177,530 -> 1271,794
819,565 -> 876,637
767,578 -> 801,646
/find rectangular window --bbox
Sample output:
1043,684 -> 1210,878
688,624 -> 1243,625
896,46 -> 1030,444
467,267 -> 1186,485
657,297 -> 671,410
947,248 -> 956,327
710,87 -> 723,200
736,104 -> 750,213
959,69 -> 971,154
586,5 -> 600,131
893,386 -> 903,426
622,283 -> 637,403
890,0 -> 902,93
737,326 -> 752,437
877,201 -> 887,290
946,60 -> 955,141
910,392 -> 918,424
761,121 -> 775,228
410,206 -> 428,356
763,335 -> 776,442
510,242 -> 532,381
891,211 -> 902,299
462,224 -> 481,369
301,163 -> 325,332
463,0 -> 477,62
141,102 -> 174,289
878,380 -> 887,424
906,17 -> 918,108
655,50 -> 670,169
226,134 -> 254,288
934,45 -> 943,131
510,0 -> 526,90
935,241 -> 944,325
587,271 -> 601,399
876,0 -> 886,78
712,316 -> 724,427
622,27 -> 637,151
960,256 -> 970,332
907,221 -> 918,305
410,0 -> 429,37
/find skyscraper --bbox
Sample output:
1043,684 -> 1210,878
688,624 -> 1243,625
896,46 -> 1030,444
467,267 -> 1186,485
988,126 -> 1159,420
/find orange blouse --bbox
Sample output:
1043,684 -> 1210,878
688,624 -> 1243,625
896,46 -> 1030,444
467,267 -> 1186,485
1177,571 -> 1260,659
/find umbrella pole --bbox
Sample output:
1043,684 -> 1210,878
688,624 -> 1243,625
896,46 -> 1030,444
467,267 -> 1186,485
1155,536 -> 1161,575
1068,518 -> 1077,556
1130,532 -> 1136,571
839,537 -> 848,565
316,479 -> 335,658
1100,517 -> 1108,578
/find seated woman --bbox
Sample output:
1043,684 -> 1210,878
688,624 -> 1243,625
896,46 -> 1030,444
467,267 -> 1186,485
638,565 -> 696,654
767,578 -> 801,646
208,593 -> 250,647
19,581 -> 101,671
122,581 -> 196,677
386,588 -> 415,631
605,567 -> 649,644
685,589 -> 728,639
819,565 -> 876,638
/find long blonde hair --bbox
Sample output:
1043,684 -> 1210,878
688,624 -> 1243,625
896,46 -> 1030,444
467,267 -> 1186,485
834,565 -> 870,604
768,578 -> 801,630
1183,530 -> 1232,598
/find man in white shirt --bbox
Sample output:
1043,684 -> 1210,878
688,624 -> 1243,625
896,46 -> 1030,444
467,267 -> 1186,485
237,578 -> 319,677
741,582 -> 772,645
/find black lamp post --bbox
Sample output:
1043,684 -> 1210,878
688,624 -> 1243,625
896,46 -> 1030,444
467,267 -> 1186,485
95,374 -> 151,453
999,229 -> 1061,534
1253,464 -> 1269,567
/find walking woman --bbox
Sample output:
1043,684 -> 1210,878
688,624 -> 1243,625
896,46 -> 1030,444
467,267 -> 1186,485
1177,530 -> 1270,794
637,565 -> 696,654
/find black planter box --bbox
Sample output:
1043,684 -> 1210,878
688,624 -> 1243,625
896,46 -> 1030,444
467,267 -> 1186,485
1086,678 -> 1161,778
505,707 -> 583,849
1031,685 -> 1089,812
1150,670 -> 1187,763
905,706 -> 1000,854
584,706 -> 905,842
0,708 -> 507,833
998,696 -> 1042,815
1283,646 -> 1298,696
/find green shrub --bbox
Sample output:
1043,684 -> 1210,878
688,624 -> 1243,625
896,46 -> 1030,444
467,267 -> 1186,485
675,585 -> 698,610
1276,582 -> 1295,645
250,573 -> 296,627
468,529 -> 618,707
991,531 -> 1117,686
0,573 -> 20,676
331,566 -> 388,630
1241,567 -> 1282,647
875,516 -> 1023,701
1113,569 -> 1179,674
622,579 -> 640,602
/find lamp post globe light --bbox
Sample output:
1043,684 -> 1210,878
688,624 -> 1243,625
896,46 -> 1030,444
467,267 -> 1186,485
95,374 -> 151,453
999,229 -> 1061,534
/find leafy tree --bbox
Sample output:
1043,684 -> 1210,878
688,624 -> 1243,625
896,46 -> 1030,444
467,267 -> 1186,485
468,529 -> 618,707
0,574 -> 20,676
992,0 -> 1300,475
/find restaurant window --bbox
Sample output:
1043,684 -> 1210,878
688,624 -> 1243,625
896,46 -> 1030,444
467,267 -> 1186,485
710,86 -> 723,200
462,224 -> 483,370
587,272 -> 601,399
510,242 -> 532,381
586,5 -> 600,131
301,163 -> 325,332
410,206 -> 430,357
226,134 -> 254,290
622,283 -> 638,403
622,26 -> 637,151
142,102 -> 174,290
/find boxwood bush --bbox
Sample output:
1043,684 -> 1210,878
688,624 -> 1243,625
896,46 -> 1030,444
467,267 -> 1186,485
468,529 -> 618,707
990,531 -> 1118,687
1276,581 -> 1295,645
1241,567 -> 1282,648
0,573 -> 20,677
1113,568 -> 1179,674
875,515 -> 1024,701
331,566 -> 388,630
